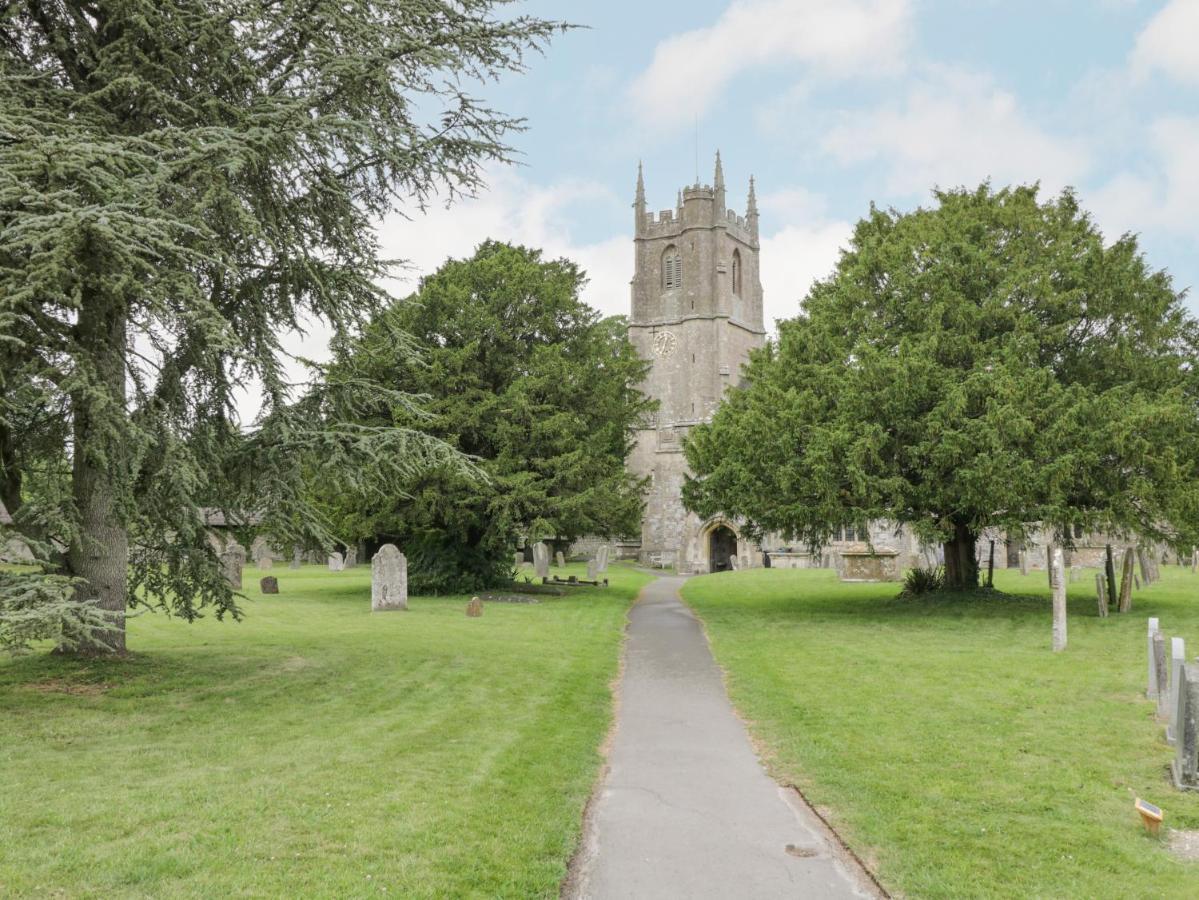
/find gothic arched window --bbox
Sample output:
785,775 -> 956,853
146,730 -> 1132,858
731,249 -> 742,297
662,246 -> 682,291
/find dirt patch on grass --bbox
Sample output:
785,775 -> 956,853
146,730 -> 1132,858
25,678 -> 112,696
1168,829 -> 1199,861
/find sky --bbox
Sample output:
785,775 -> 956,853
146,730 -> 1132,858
275,0 -> 1199,414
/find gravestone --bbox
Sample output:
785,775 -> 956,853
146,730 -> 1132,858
533,542 -> 550,579
221,543 -> 246,589
597,544 -> 610,573
466,596 -> 483,617
260,576 -> 279,594
371,544 -> 407,611
728,554 -> 739,571
1153,632 -> 1169,718
290,548 -> 302,570
555,550 -> 565,569
344,548 -> 357,568
1119,548 -> 1134,613
1138,549 -> 1152,586
1051,547 -> 1067,652
1148,617 -> 1162,698
587,560 -> 599,581
1169,636 -> 1188,744
1174,662 -> 1199,791
1095,573 -> 1108,617
328,551 -> 343,572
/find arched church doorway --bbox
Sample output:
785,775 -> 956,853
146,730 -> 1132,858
709,525 -> 738,573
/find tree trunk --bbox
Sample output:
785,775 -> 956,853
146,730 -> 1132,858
63,292 -> 128,656
943,521 -> 979,590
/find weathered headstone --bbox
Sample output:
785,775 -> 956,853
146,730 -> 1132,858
1169,636 -> 1187,744
1119,548 -> 1134,613
533,541 -> 550,579
587,560 -> 599,581
555,550 -> 565,569
1051,547 -> 1067,652
1174,662 -> 1199,790
221,543 -> 246,589
1095,573 -> 1108,617
597,544 -> 610,573
344,547 -> 357,568
328,551 -> 343,572
260,576 -> 279,594
1138,548 -> 1152,586
1148,617 -> 1162,698
290,548 -> 302,569
257,553 -> 273,570
371,544 -> 407,611
1153,632 -> 1169,718
466,596 -> 483,617
728,554 -> 739,571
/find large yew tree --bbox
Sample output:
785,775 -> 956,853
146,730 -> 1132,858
684,184 -> 1199,589
318,241 -> 652,593
0,1 -> 564,653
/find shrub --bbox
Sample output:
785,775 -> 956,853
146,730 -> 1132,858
901,565 -> 945,597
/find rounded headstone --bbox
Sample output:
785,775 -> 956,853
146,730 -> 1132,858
260,576 -> 279,594
371,544 -> 408,611
466,597 -> 483,617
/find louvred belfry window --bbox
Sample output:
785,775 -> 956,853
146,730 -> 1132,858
662,247 -> 681,290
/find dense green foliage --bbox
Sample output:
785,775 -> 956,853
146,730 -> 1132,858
0,1 -> 564,651
683,567 -> 1199,898
0,562 -> 652,895
685,184 -> 1199,588
321,241 -> 651,592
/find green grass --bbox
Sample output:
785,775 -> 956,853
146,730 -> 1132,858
683,565 -> 1199,899
1,562 -> 650,898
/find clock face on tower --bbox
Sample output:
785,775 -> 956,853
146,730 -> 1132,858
652,331 -> 677,357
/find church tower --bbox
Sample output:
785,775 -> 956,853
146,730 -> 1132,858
627,154 -> 766,573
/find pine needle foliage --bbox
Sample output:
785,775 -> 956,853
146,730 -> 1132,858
0,1 -> 567,652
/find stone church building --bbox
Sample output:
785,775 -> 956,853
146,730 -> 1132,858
624,154 -> 775,574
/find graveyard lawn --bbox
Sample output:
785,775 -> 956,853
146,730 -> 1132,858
683,566 -> 1199,900
0,563 -> 650,898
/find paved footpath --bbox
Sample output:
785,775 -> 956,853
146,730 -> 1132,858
568,575 -> 878,899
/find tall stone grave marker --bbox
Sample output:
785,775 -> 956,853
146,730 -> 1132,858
1118,548 -> 1135,613
344,547 -> 357,568
1169,636 -> 1187,744
555,550 -> 565,569
533,541 -> 550,579
257,552 -> 273,570
371,544 -> 407,611
290,548 -> 302,569
1154,632 -> 1169,718
1051,547 -> 1067,652
597,544 -> 610,573
328,551 -> 344,572
1174,662 -> 1199,791
1148,617 -> 1162,698
1095,573 -> 1108,617
221,543 -> 246,590
587,559 -> 599,581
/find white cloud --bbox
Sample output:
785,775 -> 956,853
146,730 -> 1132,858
1087,116 -> 1199,241
760,221 -> 853,329
820,66 -> 1090,198
630,0 -> 911,129
1130,0 -> 1199,85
